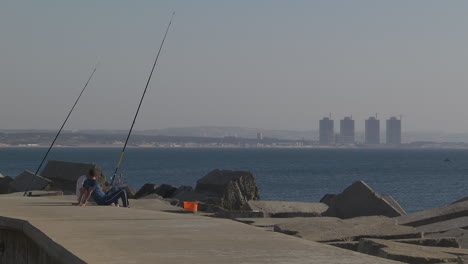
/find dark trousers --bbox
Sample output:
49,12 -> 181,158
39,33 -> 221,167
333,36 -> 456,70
99,188 -> 129,207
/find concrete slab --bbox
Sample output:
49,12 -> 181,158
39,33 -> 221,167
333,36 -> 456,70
358,238 -> 468,264
0,193 -> 402,264
238,216 -> 420,242
397,200 -> 468,227
244,200 -> 328,217
425,228 -> 468,249
415,216 -> 468,233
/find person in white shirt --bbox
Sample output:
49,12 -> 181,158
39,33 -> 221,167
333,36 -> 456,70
76,174 -> 87,202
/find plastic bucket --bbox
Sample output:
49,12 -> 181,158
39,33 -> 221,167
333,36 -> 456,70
183,201 -> 199,212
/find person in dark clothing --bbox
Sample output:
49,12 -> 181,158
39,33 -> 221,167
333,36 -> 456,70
76,168 -> 129,207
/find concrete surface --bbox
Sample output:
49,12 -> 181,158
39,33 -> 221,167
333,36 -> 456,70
358,238 -> 468,264
425,228 -> 468,249
415,216 -> 468,233
0,193 -> 403,264
271,216 -> 421,242
397,200 -> 468,227
244,200 -> 328,217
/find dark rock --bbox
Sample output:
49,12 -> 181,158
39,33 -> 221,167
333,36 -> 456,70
40,160 -> 106,194
0,175 -> 13,194
196,202 -> 226,213
9,171 -> 52,192
135,183 -> 158,199
195,169 -> 259,211
139,193 -> 163,200
154,184 -> 177,198
172,186 -> 194,198
319,194 -> 336,206
382,195 -> 407,215
323,181 -> 405,219
123,186 -> 137,199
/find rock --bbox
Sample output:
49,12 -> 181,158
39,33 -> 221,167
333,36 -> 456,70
172,185 -> 194,198
134,183 -> 158,199
154,184 -> 177,198
196,202 -> 226,213
459,255 -> 468,264
243,200 -> 328,218
138,193 -> 163,200
123,186 -> 137,199
0,175 -> 13,194
195,169 -> 259,211
319,194 -> 336,206
323,181 -> 406,219
272,216 -> 421,242
357,238 -> 468,264
9,170 -> 52,192
173,191 -> 210,203
40,160 -> 106,194
396,200 -> 468,227
382,195 -> 407,215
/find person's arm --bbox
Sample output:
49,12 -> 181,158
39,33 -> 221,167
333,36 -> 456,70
73,187 -> 86,206
79,188 -> 94,207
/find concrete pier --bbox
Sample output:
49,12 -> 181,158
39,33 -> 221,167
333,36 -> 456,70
0,193 -> 401,264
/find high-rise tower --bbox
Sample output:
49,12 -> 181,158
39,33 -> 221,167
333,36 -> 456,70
365,116 -> 380,144
319,117 -> 334,145
339,116 -> 355,144
386,117 -> 402,145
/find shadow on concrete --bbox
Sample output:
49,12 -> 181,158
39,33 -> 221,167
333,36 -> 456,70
24,202 -> 75,206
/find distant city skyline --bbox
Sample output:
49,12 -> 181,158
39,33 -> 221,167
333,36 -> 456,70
3,1 -> 468,132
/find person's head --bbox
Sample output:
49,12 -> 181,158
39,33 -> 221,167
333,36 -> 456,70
87,168 -> 97,179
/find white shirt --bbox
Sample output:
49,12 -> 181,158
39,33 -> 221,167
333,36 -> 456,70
76,175 -> 87,202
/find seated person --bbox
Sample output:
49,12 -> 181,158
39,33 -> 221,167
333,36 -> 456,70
76,174 -> 87,202
76,168 -> 129,207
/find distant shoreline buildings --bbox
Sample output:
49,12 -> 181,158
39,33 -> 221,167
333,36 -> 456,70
319,116 -> 402,145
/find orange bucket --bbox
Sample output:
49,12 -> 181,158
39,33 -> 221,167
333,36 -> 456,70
183,201 -> 199,212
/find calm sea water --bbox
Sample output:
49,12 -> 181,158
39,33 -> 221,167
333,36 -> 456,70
0,147 -> 467,213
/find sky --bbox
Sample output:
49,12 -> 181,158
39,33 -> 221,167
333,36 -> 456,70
1,0 -> 468,132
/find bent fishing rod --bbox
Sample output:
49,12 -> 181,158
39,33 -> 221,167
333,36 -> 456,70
110,12 -> 175,185
23,65 -> 98,196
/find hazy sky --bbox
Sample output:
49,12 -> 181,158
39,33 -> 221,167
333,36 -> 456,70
2,1 -> 468,132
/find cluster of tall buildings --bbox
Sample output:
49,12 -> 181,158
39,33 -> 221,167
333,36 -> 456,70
319,116 -> 401,145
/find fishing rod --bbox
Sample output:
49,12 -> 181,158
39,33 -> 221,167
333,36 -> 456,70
110,12 -> 175,185
23,65 -> 98,196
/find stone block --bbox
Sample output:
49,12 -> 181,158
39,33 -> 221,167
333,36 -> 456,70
9,171 -> 52,192
195,169 -> 259,211
323,181 -> 406,219
40,160 -> 105,194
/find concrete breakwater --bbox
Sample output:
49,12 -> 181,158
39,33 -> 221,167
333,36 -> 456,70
3,160 -> 468,263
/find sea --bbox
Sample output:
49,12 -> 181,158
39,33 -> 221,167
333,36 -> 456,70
1,147 -> 467,213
